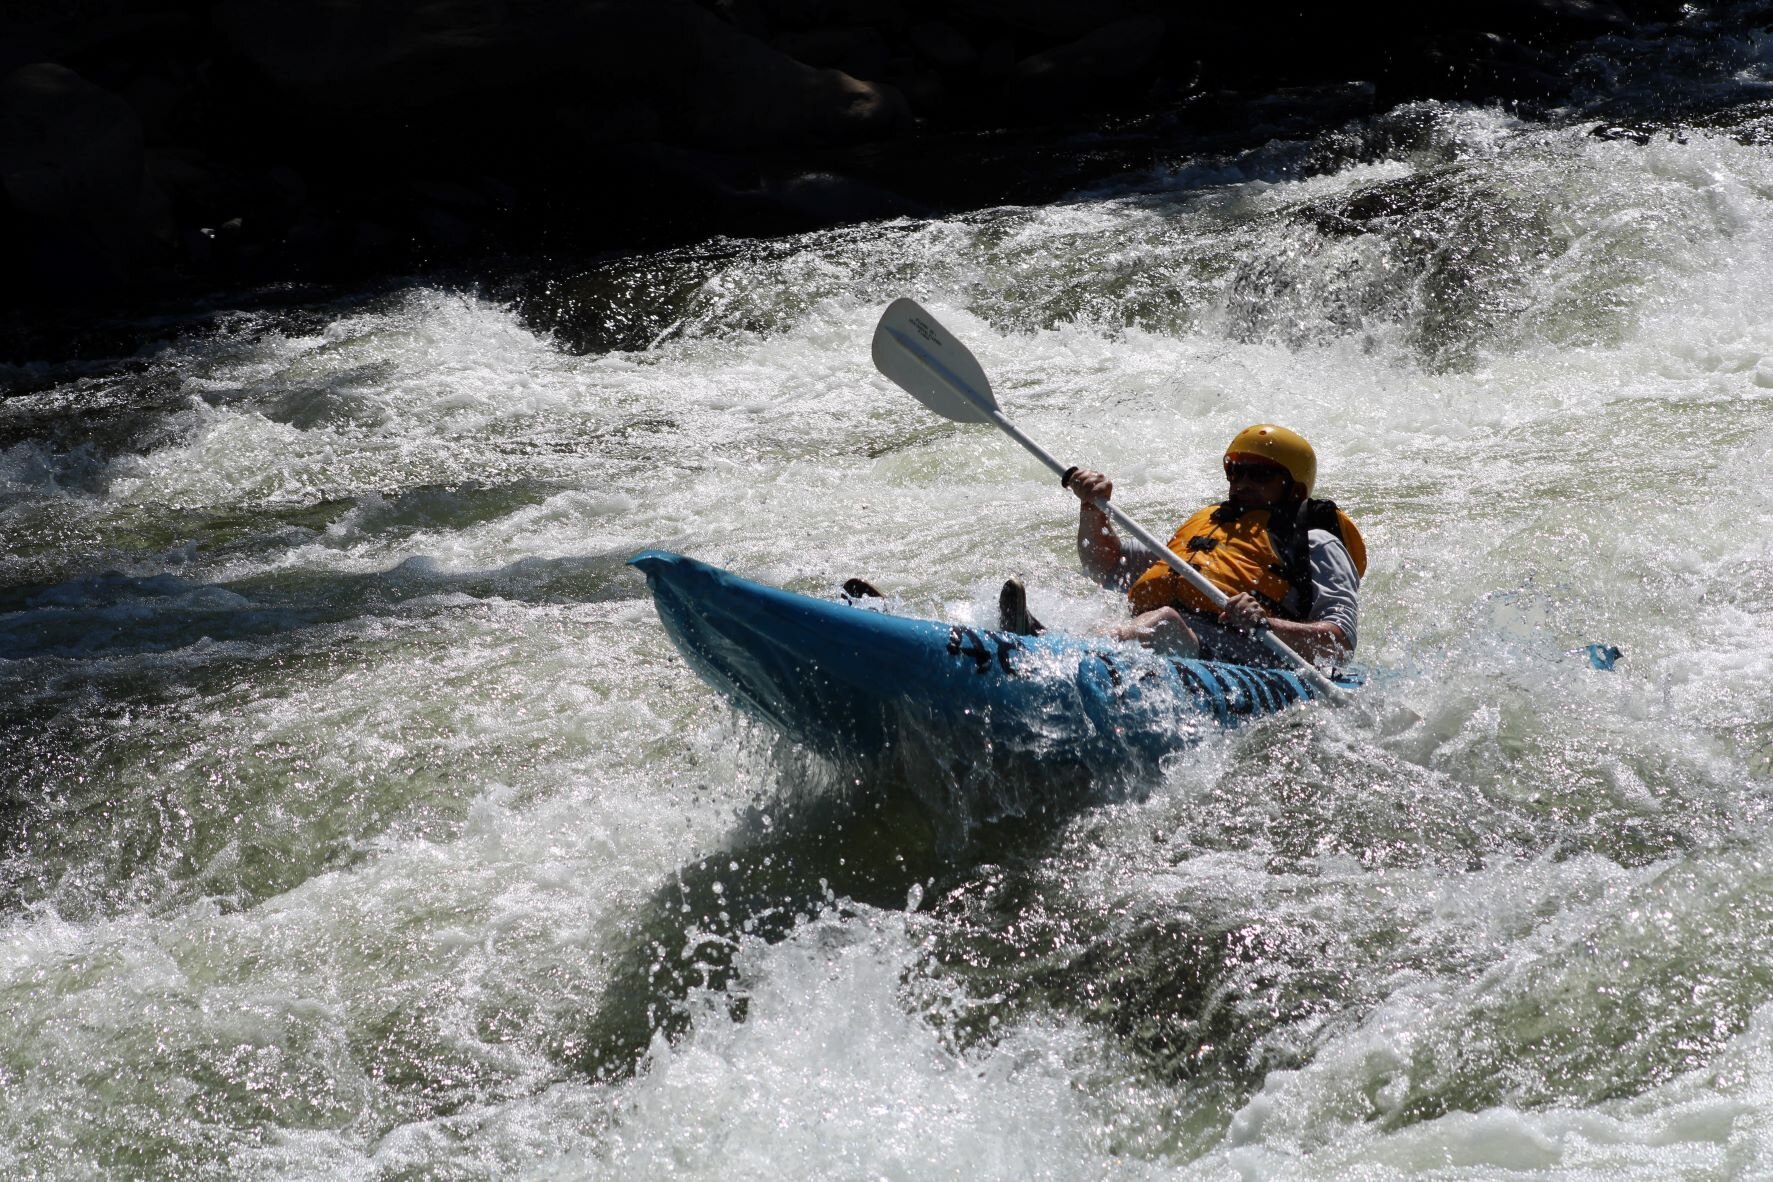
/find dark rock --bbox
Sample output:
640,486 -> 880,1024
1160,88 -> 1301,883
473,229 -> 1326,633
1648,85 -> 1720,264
1610,0 -> 1689,18
1179,82 -> 1378,145
763,0 -> 907,30
757,0 -> 825,29
266,165 -> 306,211
946,0 -> 1129,40
0,0 -> 1725,334
708,0 -> 773,37
146,147 -> 218,210
351,221 -> 396,260
1476,0 -> 1636,43
678,6 -> 912,149
1010,15 -> 1167,114
621,143 -> 927,236
120,70 -> 190,142
413,180 -> 491,212
211,0 -> 910,152
0,62 -> 172,300
773,26 -> 894,82
909,21 -> 976,70
854,0 -> 912,34
897,72 -> 947,116
283,210 -> 340,258
1410,31 -> 1567,104
179,223 -> 216,271
561,100 -> 663,147
979,37 -> 1019,82
416,206 -> 476,254
763,170 -> 929,222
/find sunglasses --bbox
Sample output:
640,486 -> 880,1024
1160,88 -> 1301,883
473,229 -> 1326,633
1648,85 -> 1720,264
1223,461 -> 1288,482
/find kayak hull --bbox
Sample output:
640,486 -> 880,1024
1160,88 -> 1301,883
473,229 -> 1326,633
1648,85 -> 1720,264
630,550 -> 1351,771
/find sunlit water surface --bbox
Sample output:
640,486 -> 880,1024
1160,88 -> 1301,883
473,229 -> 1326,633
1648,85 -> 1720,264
5,53 -> 1773,1182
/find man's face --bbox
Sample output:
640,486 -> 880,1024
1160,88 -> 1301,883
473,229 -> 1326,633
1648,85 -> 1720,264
1224,459 -> 1292,509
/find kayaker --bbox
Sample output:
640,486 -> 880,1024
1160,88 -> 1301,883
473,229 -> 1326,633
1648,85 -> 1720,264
1001,424 -> 1365,667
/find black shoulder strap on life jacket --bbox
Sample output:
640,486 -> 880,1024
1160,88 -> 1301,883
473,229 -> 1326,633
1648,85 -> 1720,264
1304,497 -> 1346,543
1261,500 -> 1317,621
1283,498 -> 1353,620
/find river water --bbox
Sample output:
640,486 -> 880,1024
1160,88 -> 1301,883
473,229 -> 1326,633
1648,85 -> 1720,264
6,20 -> 1773,1180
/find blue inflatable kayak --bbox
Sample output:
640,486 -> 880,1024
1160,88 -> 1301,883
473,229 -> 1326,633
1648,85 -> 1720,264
630,550 -> 1356,771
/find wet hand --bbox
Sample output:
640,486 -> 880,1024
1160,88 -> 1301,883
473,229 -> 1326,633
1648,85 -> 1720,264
1220,593 -> 1267,632
1066,468 -> 1113,505
1111,607 -> 1200,657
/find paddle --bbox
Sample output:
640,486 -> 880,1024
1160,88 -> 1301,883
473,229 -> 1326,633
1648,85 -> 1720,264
870,296 -> 1348,703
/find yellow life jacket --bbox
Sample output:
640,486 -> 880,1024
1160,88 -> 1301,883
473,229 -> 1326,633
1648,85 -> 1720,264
1127,499 -> 1367,620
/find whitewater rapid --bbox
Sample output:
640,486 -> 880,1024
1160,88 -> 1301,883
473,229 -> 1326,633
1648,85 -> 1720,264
5,78 -> 1773,1181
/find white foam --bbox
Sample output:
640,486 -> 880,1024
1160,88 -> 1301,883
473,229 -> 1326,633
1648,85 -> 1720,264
7,96 -> 1773,1180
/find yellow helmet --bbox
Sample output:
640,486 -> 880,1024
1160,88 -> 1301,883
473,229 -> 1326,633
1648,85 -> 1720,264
1224,423 -> 1316,496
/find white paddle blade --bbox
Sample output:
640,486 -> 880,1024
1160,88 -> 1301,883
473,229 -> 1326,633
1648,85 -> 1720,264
871,298 -> 998,424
